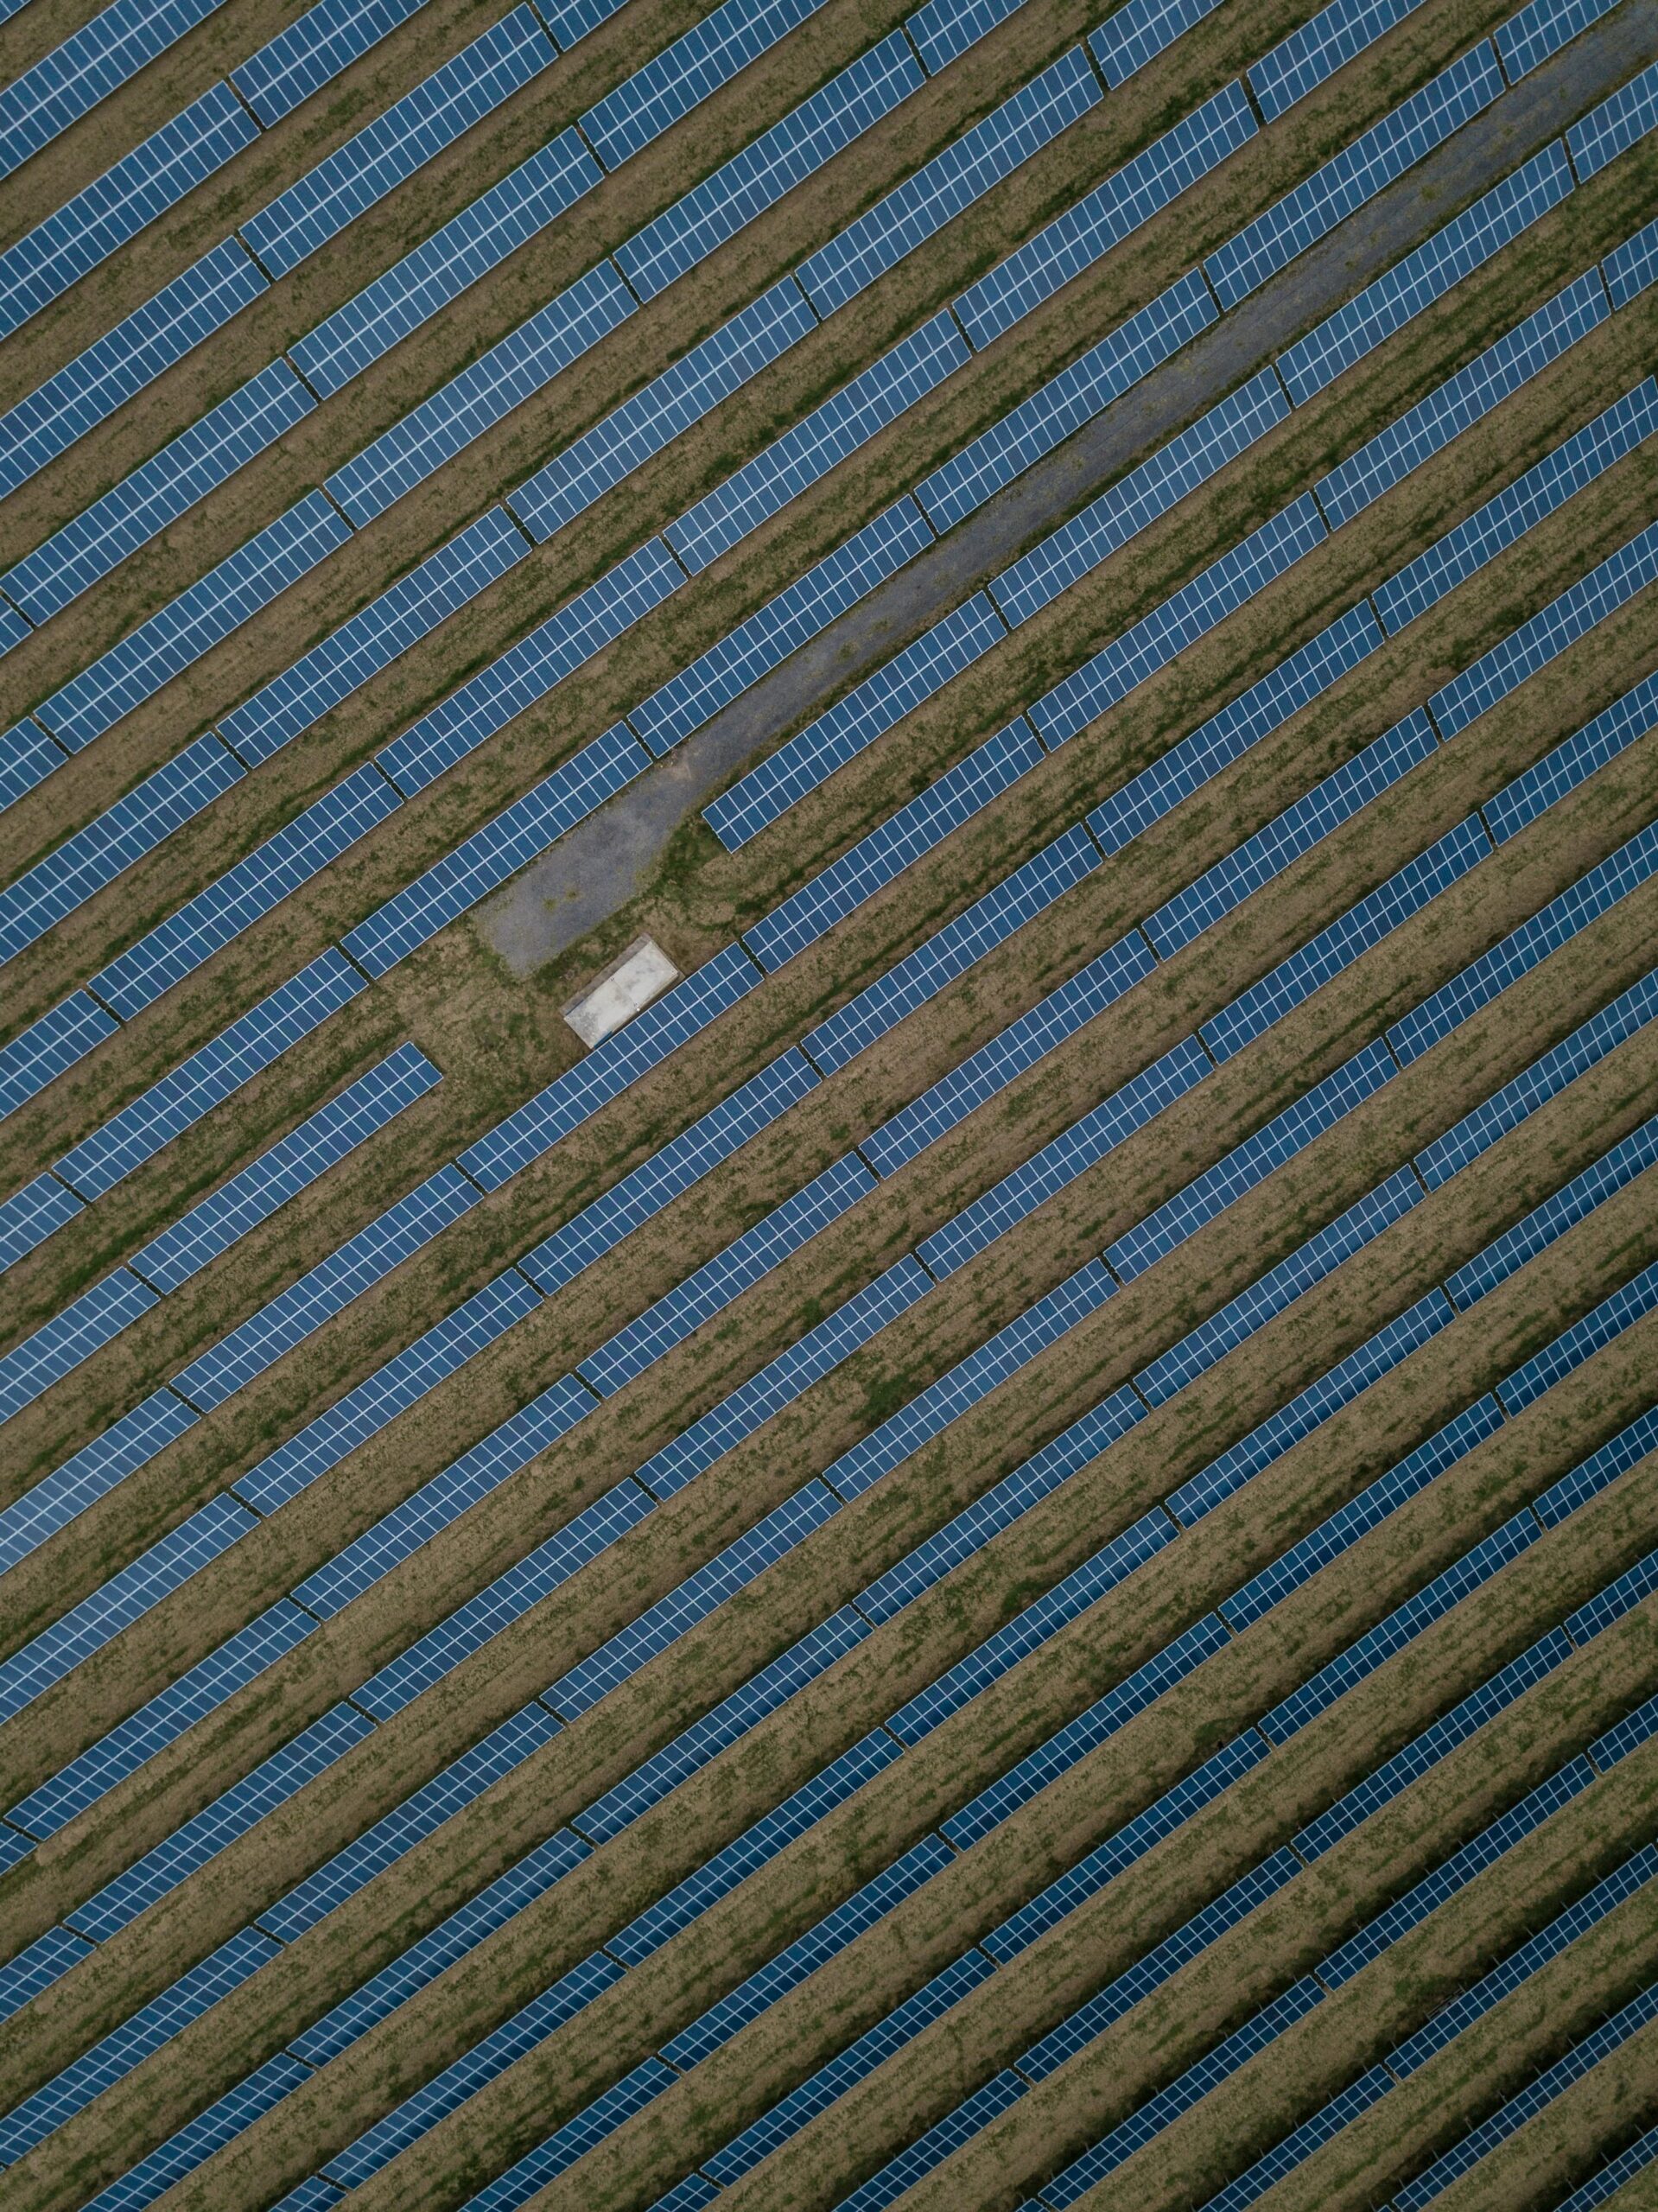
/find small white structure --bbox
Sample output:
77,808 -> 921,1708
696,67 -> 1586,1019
562,933 -> 679,1047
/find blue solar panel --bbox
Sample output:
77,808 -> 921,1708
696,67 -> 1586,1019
1279,141 -> 1575,406
171,1163 -> 480,1411
706,594 -> 1004,849
375,538 -> 679,793
0,1266 -> 157,1421
1500,1255 -> 1658,1415
35,493 -> 352,754
0,240 -> 266,500
1497,0 -> 1619,77
1090,603 -> 1383,853
1032,493 -> 1327,743
461,942 -> 760,1190
220,508 -> 529,766
580,1153 -> 873,1396
1377,379 -> 1658,633
803,823 -> 1099,1073
232,0 -> 428,123
290,131 -> 600,397
0,1170 -> 85,1273
954,83 -> 1254,350
636,1258 -> 930,1498
743,716 -> 1044,971
1449,1117 -> 1658,1309
1605,212 -> 1658,306
615,34 -> 923,303
537,0 -> 626,42
327,259 -> 635,524
906,0 -> 1025,72
919,1035 -> 1211,1279
508,280 -> 817,542
580,0 -> 829,169
1591,1681 -> 1658,1770
0,1388 -> 195,1577
1144,708 -> 1436,955
865,933 -> 1154,1176
1431,518 -> 1658,736
1250,0 -> 1426,121
0,0 -> 231,181
1089,0 -> 1222,83
8,1599 -> 315,1838
0,1929 -> 94,2026
544,1482 -> 840,1719
1200,815 -> 1492,1062
1,718 -> 71,812
0,734 -> 242,963
518,1048 -> 816,1296
1200,2067 -> 1394,2209
463,2063 -> 679,2212
668,310 -> 966,575
1487,668 -> 1658,848
1567,58 -> 1658,179
0,1928 -> 276,2164
0,1492 -> 252,1726
78,2053 -> 308,2212
992,368 -> 1287,627
1534,1403 -> 1658,1531
797,48 -> 1100,316
344,726 -> 646,976
0,83 -> 256,343
836,2073 -> 1026,2212
1566,1537 -> 1658,1644
1390,817 -> 1658,1066
631,499 -> 932,756
1208,45 -> 1505,308
0,988 -> 120,1121
245,9 -> 555,276
1553,2121 -> 1658,2212
919,270 -> 1217,531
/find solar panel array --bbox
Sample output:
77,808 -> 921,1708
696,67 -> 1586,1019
0,0 -> 230,181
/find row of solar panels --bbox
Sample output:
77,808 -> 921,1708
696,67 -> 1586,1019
18,1185 -> 1658,2212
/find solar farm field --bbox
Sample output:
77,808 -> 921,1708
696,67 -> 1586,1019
3,0 -> 1658,2202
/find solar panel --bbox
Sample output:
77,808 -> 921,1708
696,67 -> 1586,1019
511,280 -> 816,542
837,2077 -> 1026,2212
992,368 -> 1287,627
0,1929 -> 94,2027
352,1482 -> 651,1717
1376,379 -> 1658,634
919,270 -> 1217,532
1566,1537 -> 1658,1643
0,603 -> 30,658
0,988 -> 119,1122
0,0 -> 232,181
580,0 -> 830,169
630,499 -> 932,756
1090,603 -> 1382,853
919,1035 -> 1211,1280
0,1389 -> 196,1577
35,493 -> 352,755
706,593 -> 1004,849
1279,140 -> 1575,406
1146,707 -> 1436,956
1567,58 -> 1658,179
0,1492 -> 252,1726
1533,1402 -> 1658,1529
1201,815 -> 1492,1062
615,33 -> 922,302
538,0 -> 626,42
1552,2120 -> 1658,2212
1499,1255 -> 1658,1414
1031,493 -> 1328,743
232,0 -> 428,123
243,9 -> 556,276
0,734 -> 242,963
461,942 -> 760,1191
579,1153 -> 873,1397
220,508 -> 529,766
1199,2068 -> 1394,2209
77,2053 -> 308,2212
1089,0 -> 1222,84
1485,666 -> 1658,848
1249,0 -> 1427,121
864,932 -> 1154,1176
543,1481 -> 841,1719
1,718 -> 71,812
0,1928 -> 276,2164
0,240 -> 267,500
0,1266 -> 158,1421
464,2064 -> 680,2212
743,716 -> 1045,971
1449,1117 -> 1658,1309
0,1171 -> 85,1274
797,48 -> 1100,317
1206,45 -> 1505,308
954,82 -> 1255,349
8,1599 -> 316,1838
1496,0 -> 1618,77
1591,1682 -> 1658,1770
326,259 -> 635,524
290,131 -> 601,397
821,1260 -> 1115,1502
1605,212 -> 1658,306
1312,264 -> 1607,525
636,1258 -> 930,1498
801,823 -> 1099,1072
343,725 -> 646,975
906,0 -> 1026,73
375,538 -> 679,793
170,1163 -> 480,1411
667,310 -> 966,575
0,83 -> 257,343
